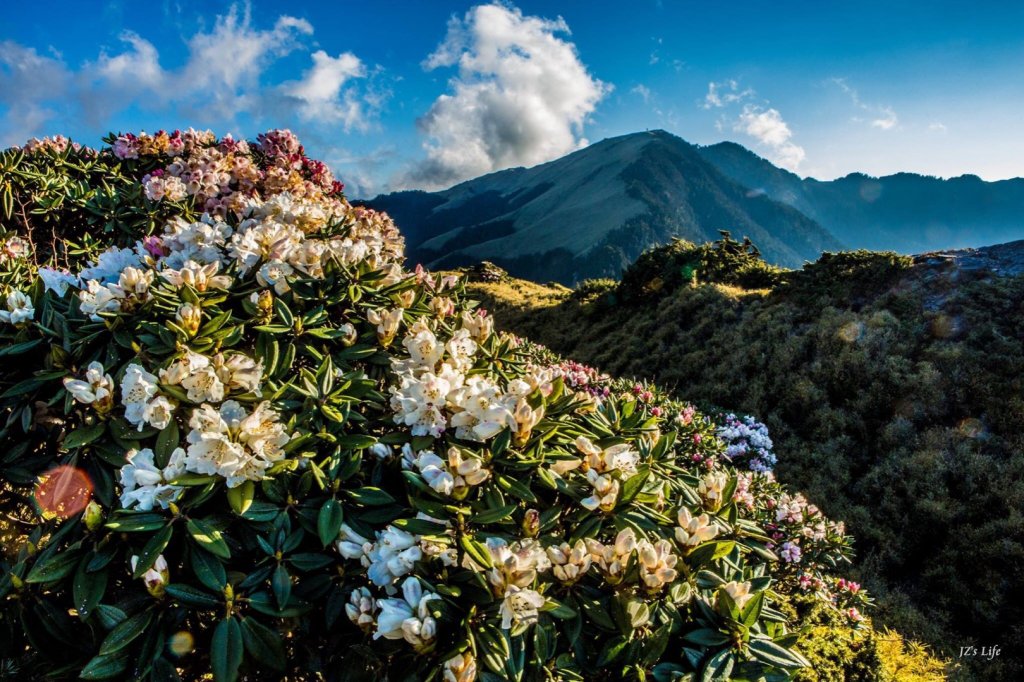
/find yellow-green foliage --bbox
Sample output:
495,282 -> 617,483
471,241 -> 1022,679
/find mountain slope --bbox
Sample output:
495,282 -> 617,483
365,131 -> 842,284
698,141 -> 1024,253
465,238 -> 1024,679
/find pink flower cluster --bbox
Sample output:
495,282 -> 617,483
111,128 -> 345,219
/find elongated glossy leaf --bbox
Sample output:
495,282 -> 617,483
211,618 -> 243,682
187,518 -> 231,559
317,498 -> 344,547
240,617 -> 286,671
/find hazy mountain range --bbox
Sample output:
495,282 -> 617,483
363,130 -> 1024,284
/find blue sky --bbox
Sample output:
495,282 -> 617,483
1,0 -> 1022,196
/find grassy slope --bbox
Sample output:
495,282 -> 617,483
465,247 -> 1024,680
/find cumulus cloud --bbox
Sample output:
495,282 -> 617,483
400,2 -> 609,190
0,4 -> 382,147
702,79 -> 753,109
278,50 -> 368,130
830,77 -> 899,131
733,105 -> 806,170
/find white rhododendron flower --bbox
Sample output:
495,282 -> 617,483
63,361 -> 114,409
586,528 -> 637,584
676,507 -> 719,548
130,553 -> 169,596
120,447 -> 185,510
574,436 -> 639,475
698,471 -> 730,511
636,538 -> 679,590
486,537 -> 550,594
374,577 -> 440,650
547,540 -> 592,584
120,363 -> 167,430
345,586 -> 377,633
581,469 -> 619,512
0,290 -> 34,325
184,400 -> 290,487
499,585 -> 546,630
367,526 -> 423,589
719,580 -> 754,610
38,267 -> 77,296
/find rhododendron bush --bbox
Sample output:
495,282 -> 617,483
0,131 -> 868,681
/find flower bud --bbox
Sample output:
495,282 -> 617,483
521,509 -> 541,538
443,651 -> 477,682
175,303 -> 202,335
83,500 -> 104,531
339,322 -> 358,347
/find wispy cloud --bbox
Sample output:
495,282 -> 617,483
400,2 -> 609,190
702,79 -> 754,109
631,84 -> 652,104
830,77 -> 899,131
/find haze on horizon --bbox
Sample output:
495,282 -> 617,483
1,0 -> 1021,196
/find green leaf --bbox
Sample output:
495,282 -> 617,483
26,547 -> 82,583
63,422 -> 107,450
272,564 -> 292,610
391,517 -> 448,535
165,583 -> 220,609
345,486 -> 396,506
105,512 -> 168,533
99,610 -> 153,655
470,505 -> 518,525
211,618 -> 244,682
78,652 -> 129,680
241,617 -> 286,671
187,518 -> 231,559
317,499 -> 344,547
747,639 -> 811,669
154,420 -> 180,467
226,481 -> 255,515
475,622 -> 511,675
190,547 -> 227,592
73,557 -> 107,618
700,648 -> 735,682
684,628 -> 730,647
132,524 -> 173,578
741,591 -> 764,627
495,474 -> 537,503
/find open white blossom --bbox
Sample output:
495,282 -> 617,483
374,577 -> 440,651
184,400 -> 290,487
63,361 -> 114,410
120,447 -> 186,511
0,290 -> 34,326
676,507 -> 719,548
499,585 -> 546,630
121,363 -> 169,431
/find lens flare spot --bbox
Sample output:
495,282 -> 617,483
34,466 -> 92,519
837,321 -> 863,343
169,631 -> 194,657
957,418 -> 985,439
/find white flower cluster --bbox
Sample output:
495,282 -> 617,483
121,364 -> 175,431
337,523 -> 442,591
65,190 -> 404,326
584,528 -> 678,591
389,319 -> 551,444
408,447 -> 490,497
717,413 -> 777,472
159,351 -> 262,403
549,436 -> 640,512
63,361 -> 115,412
374,577 -> 441,651
184,400 -> 290,488
675,507 -> 719,548
0,290 -> 34,325
143,172 -> 187,202
485,537 -> 551,629
120,447 -> 185,511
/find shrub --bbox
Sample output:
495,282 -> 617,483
0,130 -> 869,681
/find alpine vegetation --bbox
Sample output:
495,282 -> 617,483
0,130 -> 871,680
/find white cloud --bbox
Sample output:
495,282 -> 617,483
703,79 -> 753,109
0,41 -> 71,141
401,2 -> 609,190
734,105 -> 806,170
279,50 -> 368,130
928,121 -> 948,133
632,84 -> 652,104
0,4 -> 381,147
830,77 -> 899,131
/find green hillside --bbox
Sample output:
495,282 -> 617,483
467,236 -> 1024,680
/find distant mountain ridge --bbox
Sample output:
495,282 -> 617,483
363,130 -> 1024,284
697,141 -> 1024,254
365,131 -> 841,284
